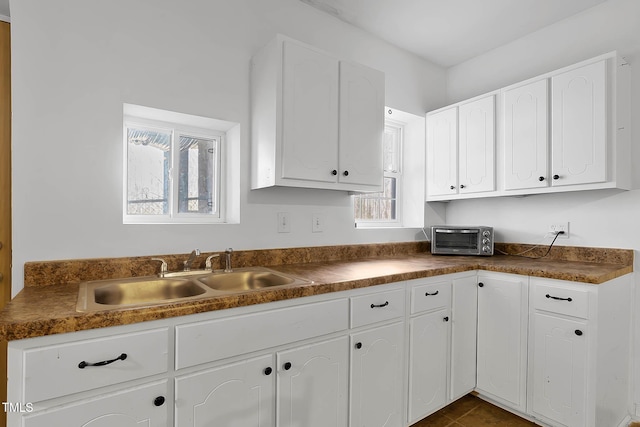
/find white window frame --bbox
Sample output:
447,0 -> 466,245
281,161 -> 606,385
123,116 -> 225,224
354,119 -> 404,228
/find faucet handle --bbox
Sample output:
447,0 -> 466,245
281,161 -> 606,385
151,258 -> 168,277
205,254 -> 220,271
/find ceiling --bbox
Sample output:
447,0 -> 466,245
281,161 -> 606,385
299,0 -> 609,67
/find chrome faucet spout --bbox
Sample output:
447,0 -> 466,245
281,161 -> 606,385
205,254 -> 220,271
183,249 -> 201,271
224,248 -> 233,273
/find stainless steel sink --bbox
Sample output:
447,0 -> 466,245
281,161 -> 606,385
77,277 -> 210,311
76,267 -> 309,312
197,267 -> 307,292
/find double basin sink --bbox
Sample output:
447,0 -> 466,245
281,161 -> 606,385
76,267 -> 310,312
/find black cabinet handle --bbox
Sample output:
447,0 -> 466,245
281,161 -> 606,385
478,282 -> 484,287
425,290 -> 439,296
283,362 -> 292,371
331,170 -> 337,176
370,301 -> 389,308
78,353 -> 127,369
539,176 -> 545,181
443,317 -> 449,322
450,185 -> 456,190
355,342 -> 363,349
546,294 -> 572,302
553,174 -> 560,180
264,367 -> 273,375
575,330 -> 583,336
154,396 -> 165,407
460,184 -> 466,189
343,170 -> 349,176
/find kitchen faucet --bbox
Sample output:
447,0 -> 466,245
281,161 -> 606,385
183,249 -> 201,271
224,248 -> 233,272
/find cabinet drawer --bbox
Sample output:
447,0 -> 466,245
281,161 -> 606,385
176,298 -> 349,369
410,281 -> 451,314
22,380 -> 168,427
23,328 -> 169,403
532,283 -> 589,319
350,289 -> 405,328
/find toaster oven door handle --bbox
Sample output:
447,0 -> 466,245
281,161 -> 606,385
435,228 -> 476,233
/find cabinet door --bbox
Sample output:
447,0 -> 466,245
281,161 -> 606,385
551,60 -> 606,186
23,381 -> 168,427
504,79 -> 549,190
338,61 -> 385,188
350,322 -> 404,427
476,274 -> 528,411
277,336 -> 348,427
530,313 -> 587,427
408,308 -> 450,423
458,95 -> 495,194
281,40 -> 339,183
175,355 -> 275,427
450,275 -> 478,401
426,107 -> 458,197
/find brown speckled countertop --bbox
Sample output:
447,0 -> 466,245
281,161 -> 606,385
0,242 -> 633,341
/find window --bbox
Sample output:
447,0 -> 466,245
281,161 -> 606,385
354,120 -> 403,227
124,117 -> 225,224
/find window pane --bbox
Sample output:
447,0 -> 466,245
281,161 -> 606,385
178,135 -> 217,214
126,127 -> 170,215
383,125 -> 401,173
354,177 -> 396,221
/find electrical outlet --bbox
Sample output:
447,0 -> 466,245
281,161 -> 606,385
312,213 -> 324,233
277,212 -> 291,233
548,222 -> 569,238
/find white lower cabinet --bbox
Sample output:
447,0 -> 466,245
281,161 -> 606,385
350,322 -> 404,427
527,276 -> 632,427
408,306 -> 450,422
276,336 -> 349,427
449,275 -> 478,401
175,355 -> 275,427
529,312 -> 587,427
476,272 -> 528,412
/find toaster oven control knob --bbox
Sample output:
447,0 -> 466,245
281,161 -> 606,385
483,238 -> 490,245
482,230 -> 491,237
482,245 -> 492,253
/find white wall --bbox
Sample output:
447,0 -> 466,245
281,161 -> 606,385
443,0 -> 640,414
9,0 -> 446,295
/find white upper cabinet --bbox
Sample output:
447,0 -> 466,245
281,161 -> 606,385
281,40 -> 339,183
426,94 -> 495,199
338,60 -> 385,187
427,51 -> 630,201
252,35 -> 385,192
458,95 -> 495,194
503,79 -> 549,190
551,60 -> 606,186
426,107 -> 458,198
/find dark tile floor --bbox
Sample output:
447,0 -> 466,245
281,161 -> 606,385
410,394 -> 537,427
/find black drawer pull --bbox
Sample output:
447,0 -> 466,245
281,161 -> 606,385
575,330 -> 583,336
370,301 -> 389,309
283,362 -> 292,371
425,290 -> 439,296
154,396 -> 165,407
264,367 -> 273,375
443,316 -> 449,322
355,342 -> 363,349
546,294 -> 572,302
78,353 -> 127,369
478,282 -> 484,287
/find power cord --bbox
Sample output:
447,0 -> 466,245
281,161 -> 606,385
495,231 -> 565,259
